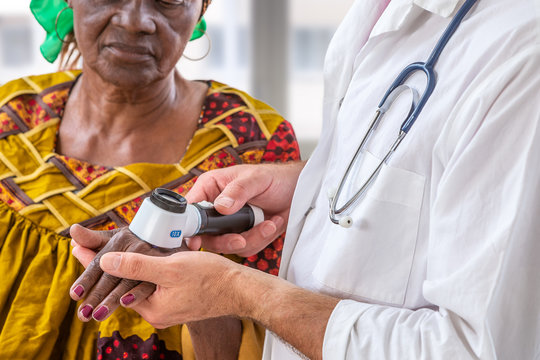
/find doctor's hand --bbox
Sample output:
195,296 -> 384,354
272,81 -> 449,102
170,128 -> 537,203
69,224 -> 184,322
186,162 -> 305,257
98,250 -> 247,327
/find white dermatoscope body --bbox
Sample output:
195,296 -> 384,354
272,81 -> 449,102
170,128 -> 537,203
129,188 -> 264,248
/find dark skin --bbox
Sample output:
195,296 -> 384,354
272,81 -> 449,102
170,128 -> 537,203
64,0 -> 241,358
59,0 -> 207,166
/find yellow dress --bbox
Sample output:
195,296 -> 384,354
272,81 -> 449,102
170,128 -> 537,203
0,71 -> 300,359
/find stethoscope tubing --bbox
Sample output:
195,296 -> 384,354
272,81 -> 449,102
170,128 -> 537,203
378,0 -> 479,134
329,0 -> 479,226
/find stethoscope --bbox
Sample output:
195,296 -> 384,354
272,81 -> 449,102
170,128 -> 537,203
329,0 -> 479,228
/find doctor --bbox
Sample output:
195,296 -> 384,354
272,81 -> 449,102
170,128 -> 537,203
73,0 -> 540,358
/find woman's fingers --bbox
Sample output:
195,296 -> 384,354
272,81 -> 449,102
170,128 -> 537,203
70,224 -> 119,250
90,278 -> 142,322
77,272 -> 121,321
70,228 -> 141,301
71,244 -> 97,268
71,227 -> 182,322
120,282 -> 157,308
70,255 -> 105,301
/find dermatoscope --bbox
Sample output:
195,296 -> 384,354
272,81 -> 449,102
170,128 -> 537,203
129,188 -> 264,248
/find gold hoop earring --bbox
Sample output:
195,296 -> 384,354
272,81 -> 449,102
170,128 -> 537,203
55,6 -> 72,43
182,31 -> 212,61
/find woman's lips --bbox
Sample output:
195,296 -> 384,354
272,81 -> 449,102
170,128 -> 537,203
104,42 -> 154,63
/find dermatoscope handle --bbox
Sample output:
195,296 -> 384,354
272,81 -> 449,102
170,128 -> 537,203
193,203 -> 262,236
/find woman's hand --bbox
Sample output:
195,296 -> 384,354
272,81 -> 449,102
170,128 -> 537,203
69,224 -> 184,322
185,162 -> 305,256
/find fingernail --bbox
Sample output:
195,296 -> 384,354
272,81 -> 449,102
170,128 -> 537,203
261,222 -> 276,237
101,253 -> 121,271
121,294 -> 135,306
215,196 -> 234,209
73,285 -> 84,298
229,238 -> 245,251
93,306 -> 109,321
80,305 -> 93,319
272,216 -> 285,229
70,239 -> 77,247
185,236 -> 201,251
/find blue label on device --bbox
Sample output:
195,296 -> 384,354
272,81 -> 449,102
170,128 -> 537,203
170,230 -> 182,238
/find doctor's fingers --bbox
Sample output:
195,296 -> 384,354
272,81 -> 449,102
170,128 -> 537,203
186,170 -> 229,204
187,166 -> 272,215
236,216 -> 286,257
189,216 -> 285,257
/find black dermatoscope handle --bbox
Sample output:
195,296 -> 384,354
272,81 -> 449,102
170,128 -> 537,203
193,204 -> 256,235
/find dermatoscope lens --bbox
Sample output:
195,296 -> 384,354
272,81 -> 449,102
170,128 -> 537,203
150,188 -> 187,213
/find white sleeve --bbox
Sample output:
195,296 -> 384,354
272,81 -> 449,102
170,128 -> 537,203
323,46 -> 540,360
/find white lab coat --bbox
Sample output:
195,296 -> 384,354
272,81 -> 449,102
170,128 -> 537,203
263,0 -> 540,358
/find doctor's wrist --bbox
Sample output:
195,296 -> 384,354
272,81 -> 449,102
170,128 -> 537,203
227,265 -> 289,323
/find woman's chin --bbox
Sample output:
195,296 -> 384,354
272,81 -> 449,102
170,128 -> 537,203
93,63 -> 167,89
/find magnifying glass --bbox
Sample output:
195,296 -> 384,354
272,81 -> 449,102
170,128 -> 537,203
129,188 -> 264,248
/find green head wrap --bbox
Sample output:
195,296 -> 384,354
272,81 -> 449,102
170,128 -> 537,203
29,0 -> 209,63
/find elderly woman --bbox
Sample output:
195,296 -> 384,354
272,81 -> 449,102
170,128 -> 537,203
0,0 -> 299,358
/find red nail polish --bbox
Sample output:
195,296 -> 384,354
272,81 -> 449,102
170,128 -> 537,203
121,294 -> 135,306
93,306 -> 109,321
80,305 -> 93,319
73,285 -> 84,298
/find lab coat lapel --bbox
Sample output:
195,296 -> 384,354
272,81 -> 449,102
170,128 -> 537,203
370,0 -> 463,38
413,0 -> 463,17
280,0 -> 387,277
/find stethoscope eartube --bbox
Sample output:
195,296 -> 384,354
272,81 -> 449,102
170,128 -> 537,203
129,188 -> 264,248
329,0 -> 479,228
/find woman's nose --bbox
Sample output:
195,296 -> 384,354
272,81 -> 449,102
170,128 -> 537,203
111,0 -> 157,34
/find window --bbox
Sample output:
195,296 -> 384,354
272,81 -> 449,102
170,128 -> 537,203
288,0 -> 354,157
292,28 -> 335,72
1,22 -> 33,66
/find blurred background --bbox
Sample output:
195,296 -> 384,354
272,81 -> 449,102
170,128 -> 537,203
0,0 -> 354,158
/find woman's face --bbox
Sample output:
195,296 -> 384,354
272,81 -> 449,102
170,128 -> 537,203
70,0 -> 202,88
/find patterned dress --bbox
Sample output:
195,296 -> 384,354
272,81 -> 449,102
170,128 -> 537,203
0,71 -> 300,359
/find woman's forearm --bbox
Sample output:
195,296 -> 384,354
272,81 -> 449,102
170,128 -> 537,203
187,317 -> 242,360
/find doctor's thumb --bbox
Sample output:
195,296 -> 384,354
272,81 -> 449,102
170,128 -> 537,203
213,179 -> 265,215
100,252 -> 161,284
